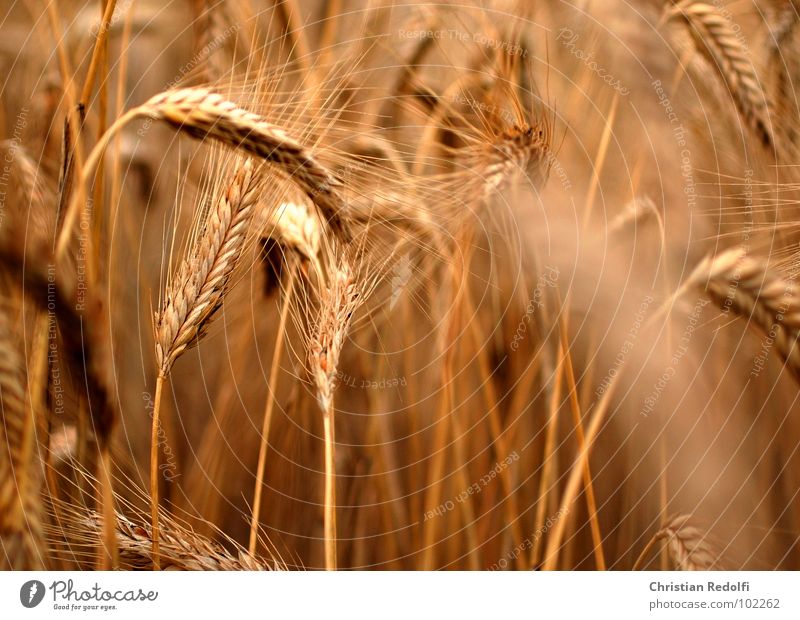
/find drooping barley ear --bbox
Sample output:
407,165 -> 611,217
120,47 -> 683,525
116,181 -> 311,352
665,1 -> 774,148
634,514 -> 725,570
49,504 -> 277,571
480,123 -> 552,195
260,200 -> 323,294
449,119 -> 552,208
686,247 -> 800,381
308,256 -> 380,570
0,306 -> 45,570
135,88 -> 350,239
61,87 -> 351,259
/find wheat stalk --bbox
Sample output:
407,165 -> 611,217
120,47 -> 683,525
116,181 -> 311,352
150,157 -> 263,568
248,268 -> 297,555
541,376 -> 621,570
666,1 -> 774,148
248,199 -> 327,551
307,255 -> 380,570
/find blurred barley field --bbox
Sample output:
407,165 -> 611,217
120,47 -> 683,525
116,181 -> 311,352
0,0 -> 799,571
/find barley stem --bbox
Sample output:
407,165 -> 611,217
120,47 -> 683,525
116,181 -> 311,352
558,311 -> 606,570
541,373 -> 620,570
80,0 -> 118,107
323,401 -> 337,570
97,446 -> 118,569
632,533 -> 661,570
150,373 -> 165,570
249,269 -> 297,555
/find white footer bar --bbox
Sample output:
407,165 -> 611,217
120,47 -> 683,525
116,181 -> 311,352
1,571 -> 797,618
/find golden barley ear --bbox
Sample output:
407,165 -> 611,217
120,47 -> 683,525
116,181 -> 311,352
665,1 -> 775,149
636,514 -> 727,570
477,123 -> 552,196
155,158 -> 264,375
63,86 -> 352,261
308,255 -> 383,415
136,89 -> 351,240
45,485 -> 280,571
686,247 -> 800,382
66,510 -> 276,571
150,156 -> 267,570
